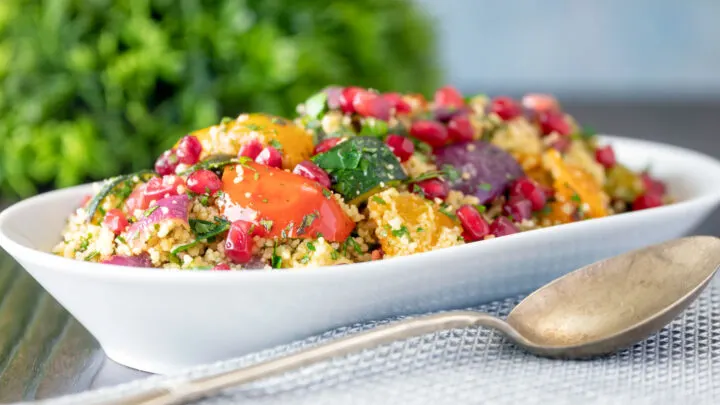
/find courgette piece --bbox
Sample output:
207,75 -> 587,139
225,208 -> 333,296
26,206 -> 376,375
85,170 -> 156,223
178,154 -> 240,176
312,136 -> 407,204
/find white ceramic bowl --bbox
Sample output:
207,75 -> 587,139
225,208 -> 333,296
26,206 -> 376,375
1,135 -> 720,374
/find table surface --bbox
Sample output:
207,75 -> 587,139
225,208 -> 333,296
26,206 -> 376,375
0,101 -> 718,403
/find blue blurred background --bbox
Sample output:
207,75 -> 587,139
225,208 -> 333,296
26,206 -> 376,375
417,0 -> 720,100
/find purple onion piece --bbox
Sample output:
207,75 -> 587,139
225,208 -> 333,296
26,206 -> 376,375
434,141 -> 525,204
102,254 -> 152,268
125,194 -> 190,243
433,106 -> 471,123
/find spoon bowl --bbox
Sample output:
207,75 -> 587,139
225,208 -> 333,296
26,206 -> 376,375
98,236 -> 720,405
506,235 -> 720,357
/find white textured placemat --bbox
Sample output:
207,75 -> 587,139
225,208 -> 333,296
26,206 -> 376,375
27,277 -> 720,405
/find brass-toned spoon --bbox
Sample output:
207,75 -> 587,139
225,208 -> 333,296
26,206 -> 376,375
106,236 -> 720,405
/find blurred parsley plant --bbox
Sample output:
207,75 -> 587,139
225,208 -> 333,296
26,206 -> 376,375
0,0 -> 438,197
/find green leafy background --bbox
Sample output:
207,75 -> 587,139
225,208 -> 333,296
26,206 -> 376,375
0,0 -> 438,198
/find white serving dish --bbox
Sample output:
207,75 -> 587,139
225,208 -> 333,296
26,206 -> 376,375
1,135 -> 719,374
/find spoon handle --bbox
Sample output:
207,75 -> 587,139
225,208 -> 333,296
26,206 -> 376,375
105,311 -> 521,405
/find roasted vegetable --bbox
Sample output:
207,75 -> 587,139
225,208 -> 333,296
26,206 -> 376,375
312,136 -> 408,204
604,164 -> 646,202
434,141 -> 525,204
221,161 -> 355,242
86,170 -> 157,223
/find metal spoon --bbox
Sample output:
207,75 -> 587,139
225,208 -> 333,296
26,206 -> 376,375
108,236 -> 720,405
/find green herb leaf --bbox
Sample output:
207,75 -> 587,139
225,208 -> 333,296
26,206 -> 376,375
391,225 -> 412,240
474,204 -> 487,213
371,195 -> 387,205
179,154 -> 239,176
271,243 -> 283,269
306,241 -> 316,251
571,193 -> 582,203
441,164 -> 461,182
144,205 -> 159,217
478,183 -> 492,191
84,251 -> 99,261
260,219 -> 274,232
299,255 -> 310,264
359,118 -> 389,138
322,188 -> 332,198
269,139 -> 284,150
221,116 -> 234,125
304,91 -> 329,119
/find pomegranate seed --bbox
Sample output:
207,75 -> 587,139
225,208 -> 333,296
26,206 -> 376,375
434,85 -> 465,109
255,146 -> 283,168
509,178 -> 547,211
176,135 -> 203,165
225,220 -> 254,264
641,173 -> 667,196
313,138 -> 343,155
124,183 -> 148,213
490,96 -> 522,121
595,145 -> 616,168
353,90 -> 391,121
371,249 -> 383,260
456,205 -> 490,242
632,193 -> 663,211
489,216 -> 519,237
385,134 -> 415,162
550,136 -> 572,153
447,115 -> 474,143
538,111 -> 572,136
213,263 -> 231,271
155,149 -> 179,176
103,208 -> 129,235
323,86 -> 344,110
339,86 -> 362,114
238,139 -> 263,160
293,160 -> 332,189
410,120 -> 449,148
522,93 -> 559,112
187,169 -> 222,195
143,175 -> 185,202
382,92 -> 412,114
503,198 -> 533,221
412,178 -> 450,201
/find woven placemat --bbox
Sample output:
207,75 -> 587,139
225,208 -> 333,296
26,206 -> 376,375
26,277 -> 720,405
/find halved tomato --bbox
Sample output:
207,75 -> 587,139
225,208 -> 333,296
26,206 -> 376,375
221,162 -> 355,242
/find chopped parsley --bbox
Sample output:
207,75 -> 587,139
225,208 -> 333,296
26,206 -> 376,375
439,204 -> 457,221
478,183 -> 492,191
297,211 -> 319,235
260,219 -> 274,232
441,164 -> 461,182
199,194 -> 210,206
84,251 -> 99,261
371,195 -> 387,205
416,227 -> 424,232
172,216 -> 231,255
571,193 -> 582,203
221,116 -> 234,125
344,237 -> 362,254
245,123 -> 263,131
474,204 -> 487,213
271,243 -> 283,269
254,172 -> 260,181
322,188 -> 332,198
299,255 -> 310,264
77,233 -> 92,252
330,250 -> 339,260
271,117 -> 289,125
281,221 -> 295,238
116,235 -> 127,244
269,139 -> 284,150
391,225 -> 412,240
412,184 -> 425,198
306,241 -> 316,251
540,205 -> 553,215
144,205 -> 159,217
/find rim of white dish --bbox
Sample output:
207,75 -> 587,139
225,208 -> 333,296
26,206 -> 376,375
1,135 -> 720,281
